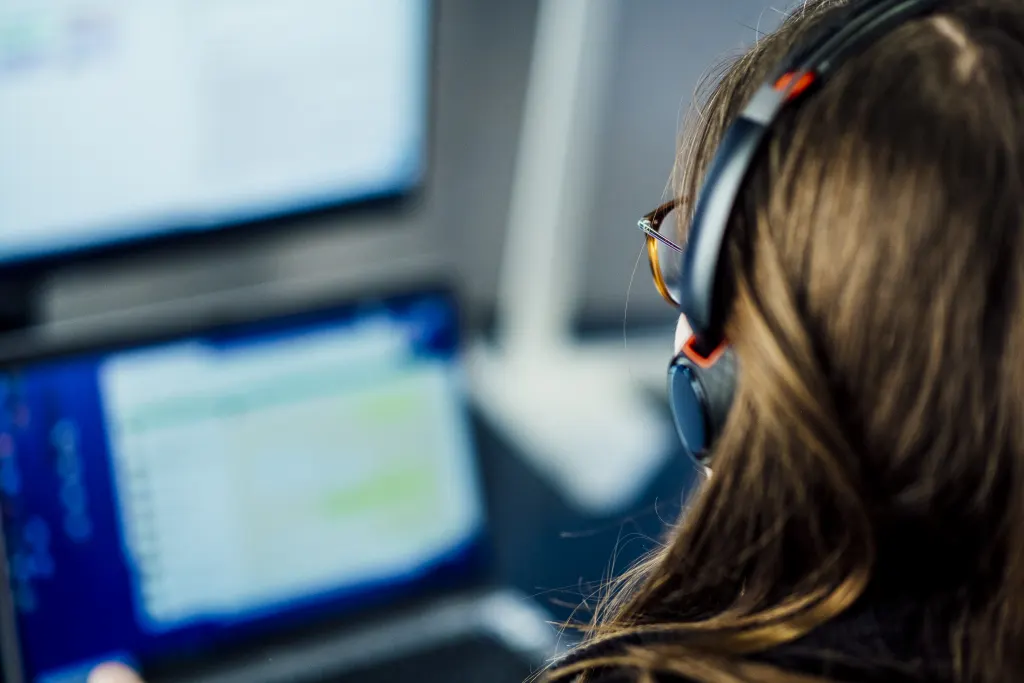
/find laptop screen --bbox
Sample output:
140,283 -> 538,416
0,291 -> 488,683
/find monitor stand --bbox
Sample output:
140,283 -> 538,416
0,277 -> 44,336
468,0 -> 675,516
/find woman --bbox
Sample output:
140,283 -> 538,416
544,0 -> 1024,681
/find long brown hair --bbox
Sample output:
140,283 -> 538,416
545,1 -> 1024,681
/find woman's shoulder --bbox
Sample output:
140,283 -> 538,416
551,596 -> 954,683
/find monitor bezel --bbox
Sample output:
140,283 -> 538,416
0,281 -> 497,683
0,0 -> 437,277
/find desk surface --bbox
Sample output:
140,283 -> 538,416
473,408 -> 698,627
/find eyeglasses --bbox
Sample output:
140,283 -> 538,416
637,200 -> 684,307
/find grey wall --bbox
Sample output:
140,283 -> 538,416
40,0 -> 786,335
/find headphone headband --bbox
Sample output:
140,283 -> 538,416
677,0 -> 943,347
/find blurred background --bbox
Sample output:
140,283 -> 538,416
0,1 -> 786,682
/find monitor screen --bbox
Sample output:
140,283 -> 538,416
0,291 -> 487,683
0,0 -> 429,265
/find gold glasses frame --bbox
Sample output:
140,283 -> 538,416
637,200 -> 684,306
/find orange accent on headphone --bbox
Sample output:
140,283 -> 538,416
682,335 -> 729,370
774,71 -> 816,100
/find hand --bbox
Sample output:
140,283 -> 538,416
88,663 -> 144,683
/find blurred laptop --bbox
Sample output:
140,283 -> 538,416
0,286 -> 556,683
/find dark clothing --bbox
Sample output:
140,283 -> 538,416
552,595 -> 955,682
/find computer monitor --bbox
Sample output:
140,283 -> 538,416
0,288 -> 489,683
0,0 -> 430,267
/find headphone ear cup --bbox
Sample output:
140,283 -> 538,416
668,347 -> 736,465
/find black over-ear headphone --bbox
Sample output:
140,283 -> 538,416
669,0 -> 943,468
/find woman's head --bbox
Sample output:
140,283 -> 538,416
549,0 -> 1024,681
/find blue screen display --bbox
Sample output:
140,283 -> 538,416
0,292 -> 487,683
